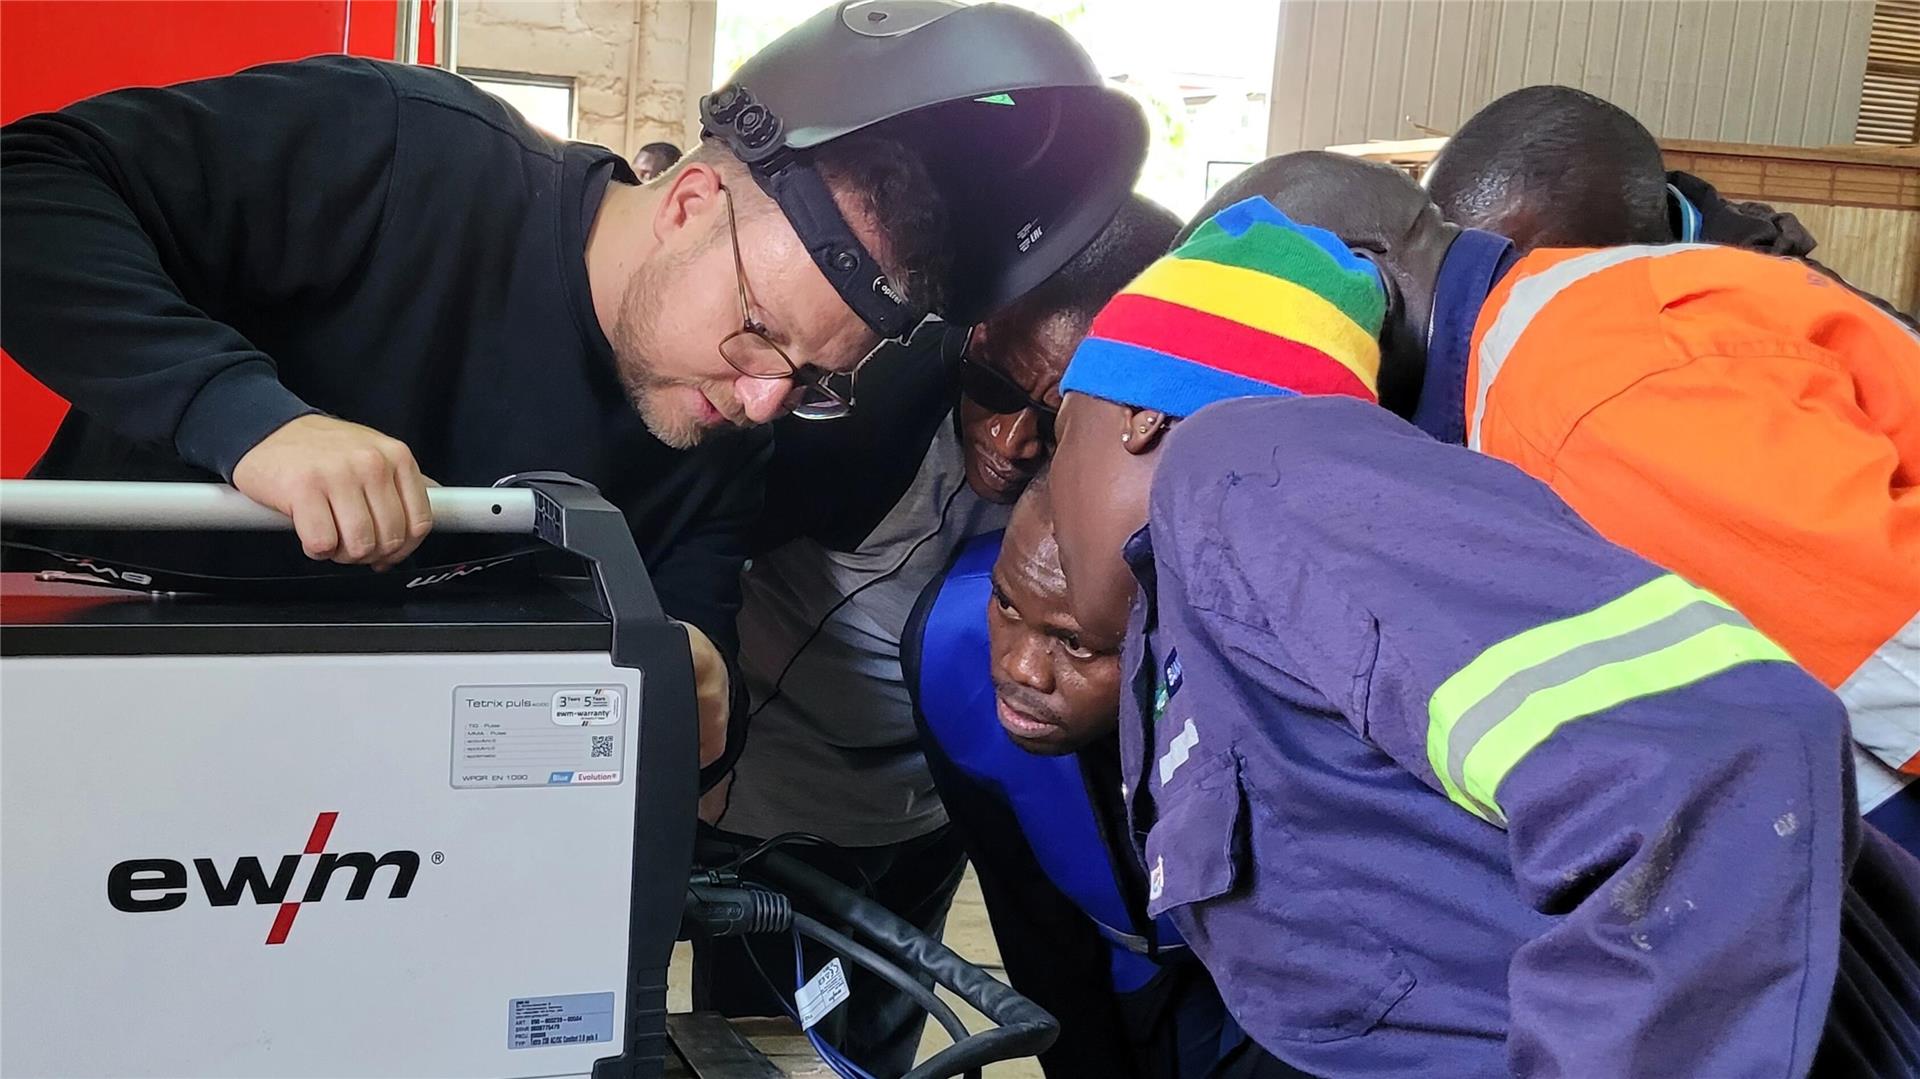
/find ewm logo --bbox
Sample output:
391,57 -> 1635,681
45,553 -> 153,586
406,556 -> 513,589
106,813 -> 426,945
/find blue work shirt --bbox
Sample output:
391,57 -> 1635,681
1118,395 -> 1920,1077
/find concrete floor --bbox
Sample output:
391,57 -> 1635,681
669,866 -> 1045,1077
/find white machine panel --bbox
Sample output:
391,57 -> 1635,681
2,651 -> 645,1079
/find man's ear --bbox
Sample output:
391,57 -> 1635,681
1119,407 -> 1171,456
1355,247 -> 1405,332
652,160 -> 726,245
969,318 -> 993,353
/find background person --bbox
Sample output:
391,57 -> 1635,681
1419,84 -> 1917,329
694,195 -> 1177,1074
633,139 -> 683,181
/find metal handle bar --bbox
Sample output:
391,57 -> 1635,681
0,481 -> 536,534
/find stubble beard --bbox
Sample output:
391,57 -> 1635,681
609,255 -> 722,451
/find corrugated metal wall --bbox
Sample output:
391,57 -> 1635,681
1268,0 -> 1878,153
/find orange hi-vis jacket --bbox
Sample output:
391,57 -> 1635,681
1464,244 -> 1920,814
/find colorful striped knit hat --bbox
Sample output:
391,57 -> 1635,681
1059,196 -> 1386,416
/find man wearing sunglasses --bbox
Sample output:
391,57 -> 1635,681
952,198 -> 1182,506
700,195 -> 1179,1071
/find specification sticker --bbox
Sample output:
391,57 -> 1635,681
796,957 -> 851,1030
508,992 -> 614,1049
453,684 -> 627,789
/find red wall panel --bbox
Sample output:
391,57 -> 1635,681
0,0 -> 409,476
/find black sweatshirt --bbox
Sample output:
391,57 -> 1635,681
0,55 -> 770,670
1668,169 -> 1919,332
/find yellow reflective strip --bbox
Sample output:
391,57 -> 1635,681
1463,623 -> 1792,820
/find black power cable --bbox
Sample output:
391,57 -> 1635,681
692,833 -> 1057,1078
705,891 -> 972,1078
792,912 -> 970,1047
745,847 -> 1058,1079
706,829 -> 877,895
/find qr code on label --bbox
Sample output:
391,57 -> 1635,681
591,735 -> 614,759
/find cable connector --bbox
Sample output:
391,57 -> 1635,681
696,865 -> 743,887
683,880 -> 793,938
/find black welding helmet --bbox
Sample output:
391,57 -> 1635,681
701,0 -> 1148,338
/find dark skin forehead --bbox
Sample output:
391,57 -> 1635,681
976,307 -> 1083,404
995,491 -> 1071,622
1047,392 -> 1152,651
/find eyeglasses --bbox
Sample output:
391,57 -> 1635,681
716,185 -> 857,421
947,324 -> 1058,444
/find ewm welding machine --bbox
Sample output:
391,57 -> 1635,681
0,477 -> 696,1079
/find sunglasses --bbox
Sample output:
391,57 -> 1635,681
946,324 -> 1059,443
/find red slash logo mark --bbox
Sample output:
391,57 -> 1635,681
105,813 -> 421,938
266,812 -> 337,945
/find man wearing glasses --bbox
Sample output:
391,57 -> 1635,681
701,195 -> 1179,1071
1,0 -> 1148,790
0,56 -> 952,780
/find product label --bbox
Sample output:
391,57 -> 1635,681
507,992 -> 615,1049
453,685 -> 625,789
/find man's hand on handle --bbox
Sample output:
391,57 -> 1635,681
231,415 -> 435,569
233,420 -> 734,766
